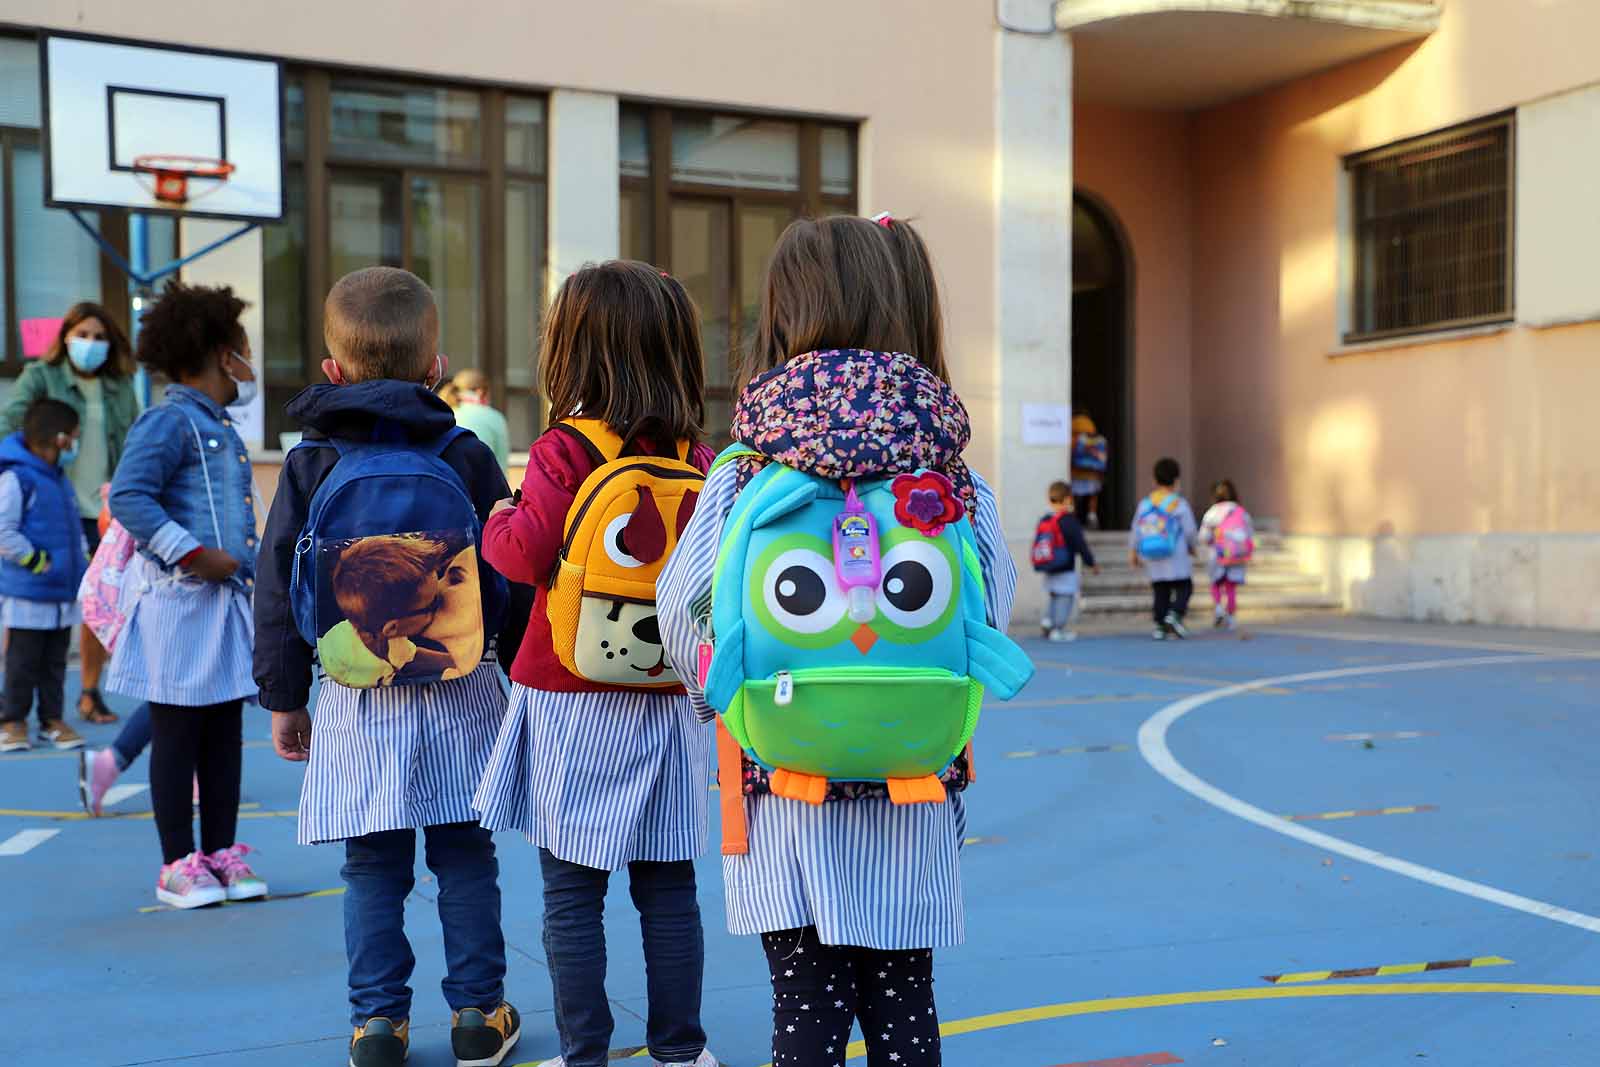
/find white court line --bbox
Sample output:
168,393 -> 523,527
100,783 -> 148,807
1137,653 -> 1600,935
0,829 -> 60,856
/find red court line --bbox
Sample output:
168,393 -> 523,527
1049,1054 -> 1181,1067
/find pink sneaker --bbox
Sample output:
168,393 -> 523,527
156,852 -> 227,909
205,844 -> 268,901
79,748 -> 121,816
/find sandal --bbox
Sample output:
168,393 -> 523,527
78,688 -> 119,724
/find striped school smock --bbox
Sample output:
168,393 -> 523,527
657,463 -> 1017,950
297,661 -> 509,845
103,552 -> 255,706
472,684 -> 711,872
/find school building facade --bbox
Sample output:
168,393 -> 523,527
0,0 -> 1594,629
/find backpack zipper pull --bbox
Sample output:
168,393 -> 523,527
774,671 -> 794,707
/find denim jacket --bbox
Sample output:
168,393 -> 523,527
109,385 -> 257,590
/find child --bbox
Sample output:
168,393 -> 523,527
659,215 -> 1020,1067
1128,456 -> 1198,640
0,399 -> 89,752
1070,410 -> 1108,528
254,267 -> 527,1067
471,261 -> 717,1067
106,282 -> 265,907
1200,479 -> 1254,630
1032,480 -> 1098,642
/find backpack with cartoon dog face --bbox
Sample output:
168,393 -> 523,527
546,419 -> 703,688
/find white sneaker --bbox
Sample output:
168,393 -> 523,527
658,1052 -> 719,1067
1224,614 -> 1238,631
1047,629 -> 1077,643
1165,612 -> 1190,640
1151,627 -> 1167,641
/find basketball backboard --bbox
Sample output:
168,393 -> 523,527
41,32 -> 284,222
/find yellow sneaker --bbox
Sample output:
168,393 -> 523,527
451,1001 -> 520,1067
350,1017 -> 408,1067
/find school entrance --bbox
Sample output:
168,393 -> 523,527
1071,191 -> 1131,526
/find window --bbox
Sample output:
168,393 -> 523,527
263,72 -> 547,450
620,106 -> 857,443
1346,115 -> 1514,342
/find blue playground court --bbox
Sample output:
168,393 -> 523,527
4,617 -> 1598,1067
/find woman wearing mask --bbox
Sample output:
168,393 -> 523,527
2,303 -> 141,724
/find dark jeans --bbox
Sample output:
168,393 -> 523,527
2,626 -> 70,726
539,848 -> 706,1067
110,702 -> 154,771
343,823 -> 506,1027
150,700 -> 242,864
1152,578 -> 1194,625
761,925 -> 941,1067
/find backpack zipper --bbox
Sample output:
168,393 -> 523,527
768,666 -> 958,708
556,461 -> 702,570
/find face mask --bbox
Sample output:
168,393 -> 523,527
66,337 -> 110,374
57,436 -> 79,468
226,351 -> 259,410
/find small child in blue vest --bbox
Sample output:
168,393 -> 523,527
255,267 -> 530,1067
0,398 -> 89,753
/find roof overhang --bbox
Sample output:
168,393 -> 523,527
1059,0 -> 1442,110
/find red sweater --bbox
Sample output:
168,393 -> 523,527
483,426 -> 714,692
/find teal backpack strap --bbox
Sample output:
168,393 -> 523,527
709,442 -> 762,478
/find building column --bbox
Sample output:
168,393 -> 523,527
547,89 -> 621,299
993,4 -> 1073,625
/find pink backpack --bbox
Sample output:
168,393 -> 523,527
1214,504 -> 1255,567
79,519 -> 137,653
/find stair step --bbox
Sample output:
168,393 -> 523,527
1076,591 -> 1344,614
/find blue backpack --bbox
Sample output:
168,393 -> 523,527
289,426 -> 506,689
1133,492 -> 1185,561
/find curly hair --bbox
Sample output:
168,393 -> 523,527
135,281 -> 248,381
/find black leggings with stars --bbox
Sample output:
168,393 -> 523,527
761,926 -> 941,1067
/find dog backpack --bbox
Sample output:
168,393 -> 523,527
290,425 -> 506,689
1214,502 -> 1255,567
1031,513 -> 1071,573
545,419 -> 703,688
699,455 -> 1034,807
1133,492 -> 1184,561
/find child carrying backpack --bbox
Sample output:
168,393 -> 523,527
255,268 -> 529,1067
1129,456 -> 1198,641
1200,479 -> 1254,630
659,216 -> 1033,1067
1031,480 -> 1098,642
472,262 -> 719,1067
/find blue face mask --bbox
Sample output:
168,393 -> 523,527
66,337 -> 110,374
57,436 -> 79,468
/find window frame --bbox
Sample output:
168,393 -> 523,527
1343,113 -> 1516,345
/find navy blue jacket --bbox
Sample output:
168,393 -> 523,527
0,432 -> 88,602
252,382 -> 532,712
1050,511 -> 1096,574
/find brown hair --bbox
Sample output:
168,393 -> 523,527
740,216 -> 915,390
876,216 -> 948,381
324,267 -> 439,382
439,367 -> 489,408
46,302 -> 135,379
1048,481 -> 1072,505
332,535 -> 452,639
1213,479 -> 1240,505
541,260 -> 706,444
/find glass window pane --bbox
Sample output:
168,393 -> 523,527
0,38 -> 41,128
669,199 -> 731,391
330,171 -> 403,281
410,175 -> 483,370
263,166 -> 307,445
820,127 -> 854,197
505,179 -> 545,399
620,106 -> 650,179
13,146 -> 101,337
505,96 -> 546,174
284,73 -> 306,158
329,79 -> 481,166
621,185 -> 652,264
506,392 -> 537,455
737,203 -> 794,358
671,114 -> 799,191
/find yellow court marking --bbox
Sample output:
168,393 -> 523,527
1267,955 -> 1512,984
755,982 -> 1600,1066
1034,660 -> 1294,695
1282,804 -> 1437,823
138,886 -> 345,913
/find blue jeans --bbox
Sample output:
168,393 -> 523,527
342,823 -> 506,1026
539,849 -> 706,1067
110,703 -> 153,771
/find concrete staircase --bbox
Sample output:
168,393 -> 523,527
1076,524 -> 1343,622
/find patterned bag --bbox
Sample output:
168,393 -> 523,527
78,518 -> 137,653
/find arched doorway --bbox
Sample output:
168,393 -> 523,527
1072,192 -> 1132,526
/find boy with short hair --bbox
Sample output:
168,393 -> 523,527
0,398 -> 89,752
1129,457 -> 1198,641
254,266 -> 530,1067
1033,480 -> 1098,642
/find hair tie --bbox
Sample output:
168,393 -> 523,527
870,211 -> 894,228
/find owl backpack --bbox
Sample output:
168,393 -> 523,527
546,419 -> 703,687
701,453 -> 1035,826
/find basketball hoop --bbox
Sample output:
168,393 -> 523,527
131,154 -> 236,206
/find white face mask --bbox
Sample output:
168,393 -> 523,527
226,350 -> 258,410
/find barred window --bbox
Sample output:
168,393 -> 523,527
1347,115 -> 1514,342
